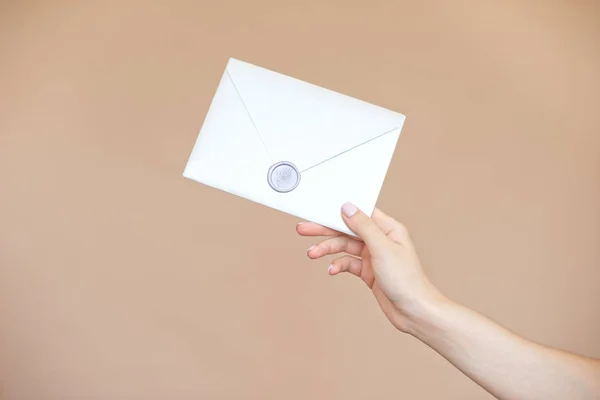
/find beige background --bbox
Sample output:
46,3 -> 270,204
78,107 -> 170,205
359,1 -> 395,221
1,1 -> 599,399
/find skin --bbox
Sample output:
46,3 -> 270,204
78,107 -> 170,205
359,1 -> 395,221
297,203 -> 600,400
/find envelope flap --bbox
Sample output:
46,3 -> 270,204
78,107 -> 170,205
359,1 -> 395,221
226,58 -> 406,171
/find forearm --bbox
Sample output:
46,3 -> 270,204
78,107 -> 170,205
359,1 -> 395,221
406,298 -> 600,400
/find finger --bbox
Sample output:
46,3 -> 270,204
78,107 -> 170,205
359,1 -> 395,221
341,203 -> 388,252
296,222 -> 342,237
371,208 -> 412,246
307,236 -> 364,259
329,255 -> 362,277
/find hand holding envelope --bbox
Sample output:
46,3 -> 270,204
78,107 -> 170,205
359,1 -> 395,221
183,58 -> 406,236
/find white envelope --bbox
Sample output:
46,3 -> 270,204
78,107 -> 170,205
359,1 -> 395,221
183,58 -> 406,236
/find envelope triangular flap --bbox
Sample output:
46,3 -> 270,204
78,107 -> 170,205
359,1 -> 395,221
183,71 -> 273,200
226,58 -> 405,172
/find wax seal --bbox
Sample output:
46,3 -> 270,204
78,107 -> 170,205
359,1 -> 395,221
267,161 -> 300,193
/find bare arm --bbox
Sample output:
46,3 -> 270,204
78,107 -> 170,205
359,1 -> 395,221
297,203 -> 600,400
409,298 -> 600,400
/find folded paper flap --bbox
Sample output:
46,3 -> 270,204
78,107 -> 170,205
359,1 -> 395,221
186,70 -> 272,168
226,58 -> 406,172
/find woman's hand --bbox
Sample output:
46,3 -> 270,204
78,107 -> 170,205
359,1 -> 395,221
298,203 -> 600,399
297,203 -> 445,333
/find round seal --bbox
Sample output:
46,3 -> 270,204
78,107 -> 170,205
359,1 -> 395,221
267,161 -> 300,193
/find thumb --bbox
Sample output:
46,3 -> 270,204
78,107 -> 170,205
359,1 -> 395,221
341,202 -> 388,252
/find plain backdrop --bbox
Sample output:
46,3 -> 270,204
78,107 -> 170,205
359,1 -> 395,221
1,1 -> 599,399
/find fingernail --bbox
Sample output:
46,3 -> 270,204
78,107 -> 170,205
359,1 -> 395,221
308,245 -> 317,252
328,264 -> 333,274
342,202 -> 358,217
297,222 -> 305,226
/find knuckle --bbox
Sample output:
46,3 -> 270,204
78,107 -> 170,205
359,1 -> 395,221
363,217 -> 377,232
340,237 -> 350,252
325,241 -> 335,253
359,214 -> 372,227
395,222 -> 409,238
327,237 -> 343,253
340,257 -> 351,270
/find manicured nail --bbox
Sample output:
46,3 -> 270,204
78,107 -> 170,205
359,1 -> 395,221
297,222 -> 305,226
308,245 -> 317,252
328,264 -> 334,274
342,202 -> 358,217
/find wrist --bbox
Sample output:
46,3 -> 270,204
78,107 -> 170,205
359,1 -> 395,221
401,289 -> 454,338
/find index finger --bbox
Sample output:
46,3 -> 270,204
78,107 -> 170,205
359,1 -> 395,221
296,222 -> 343,237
